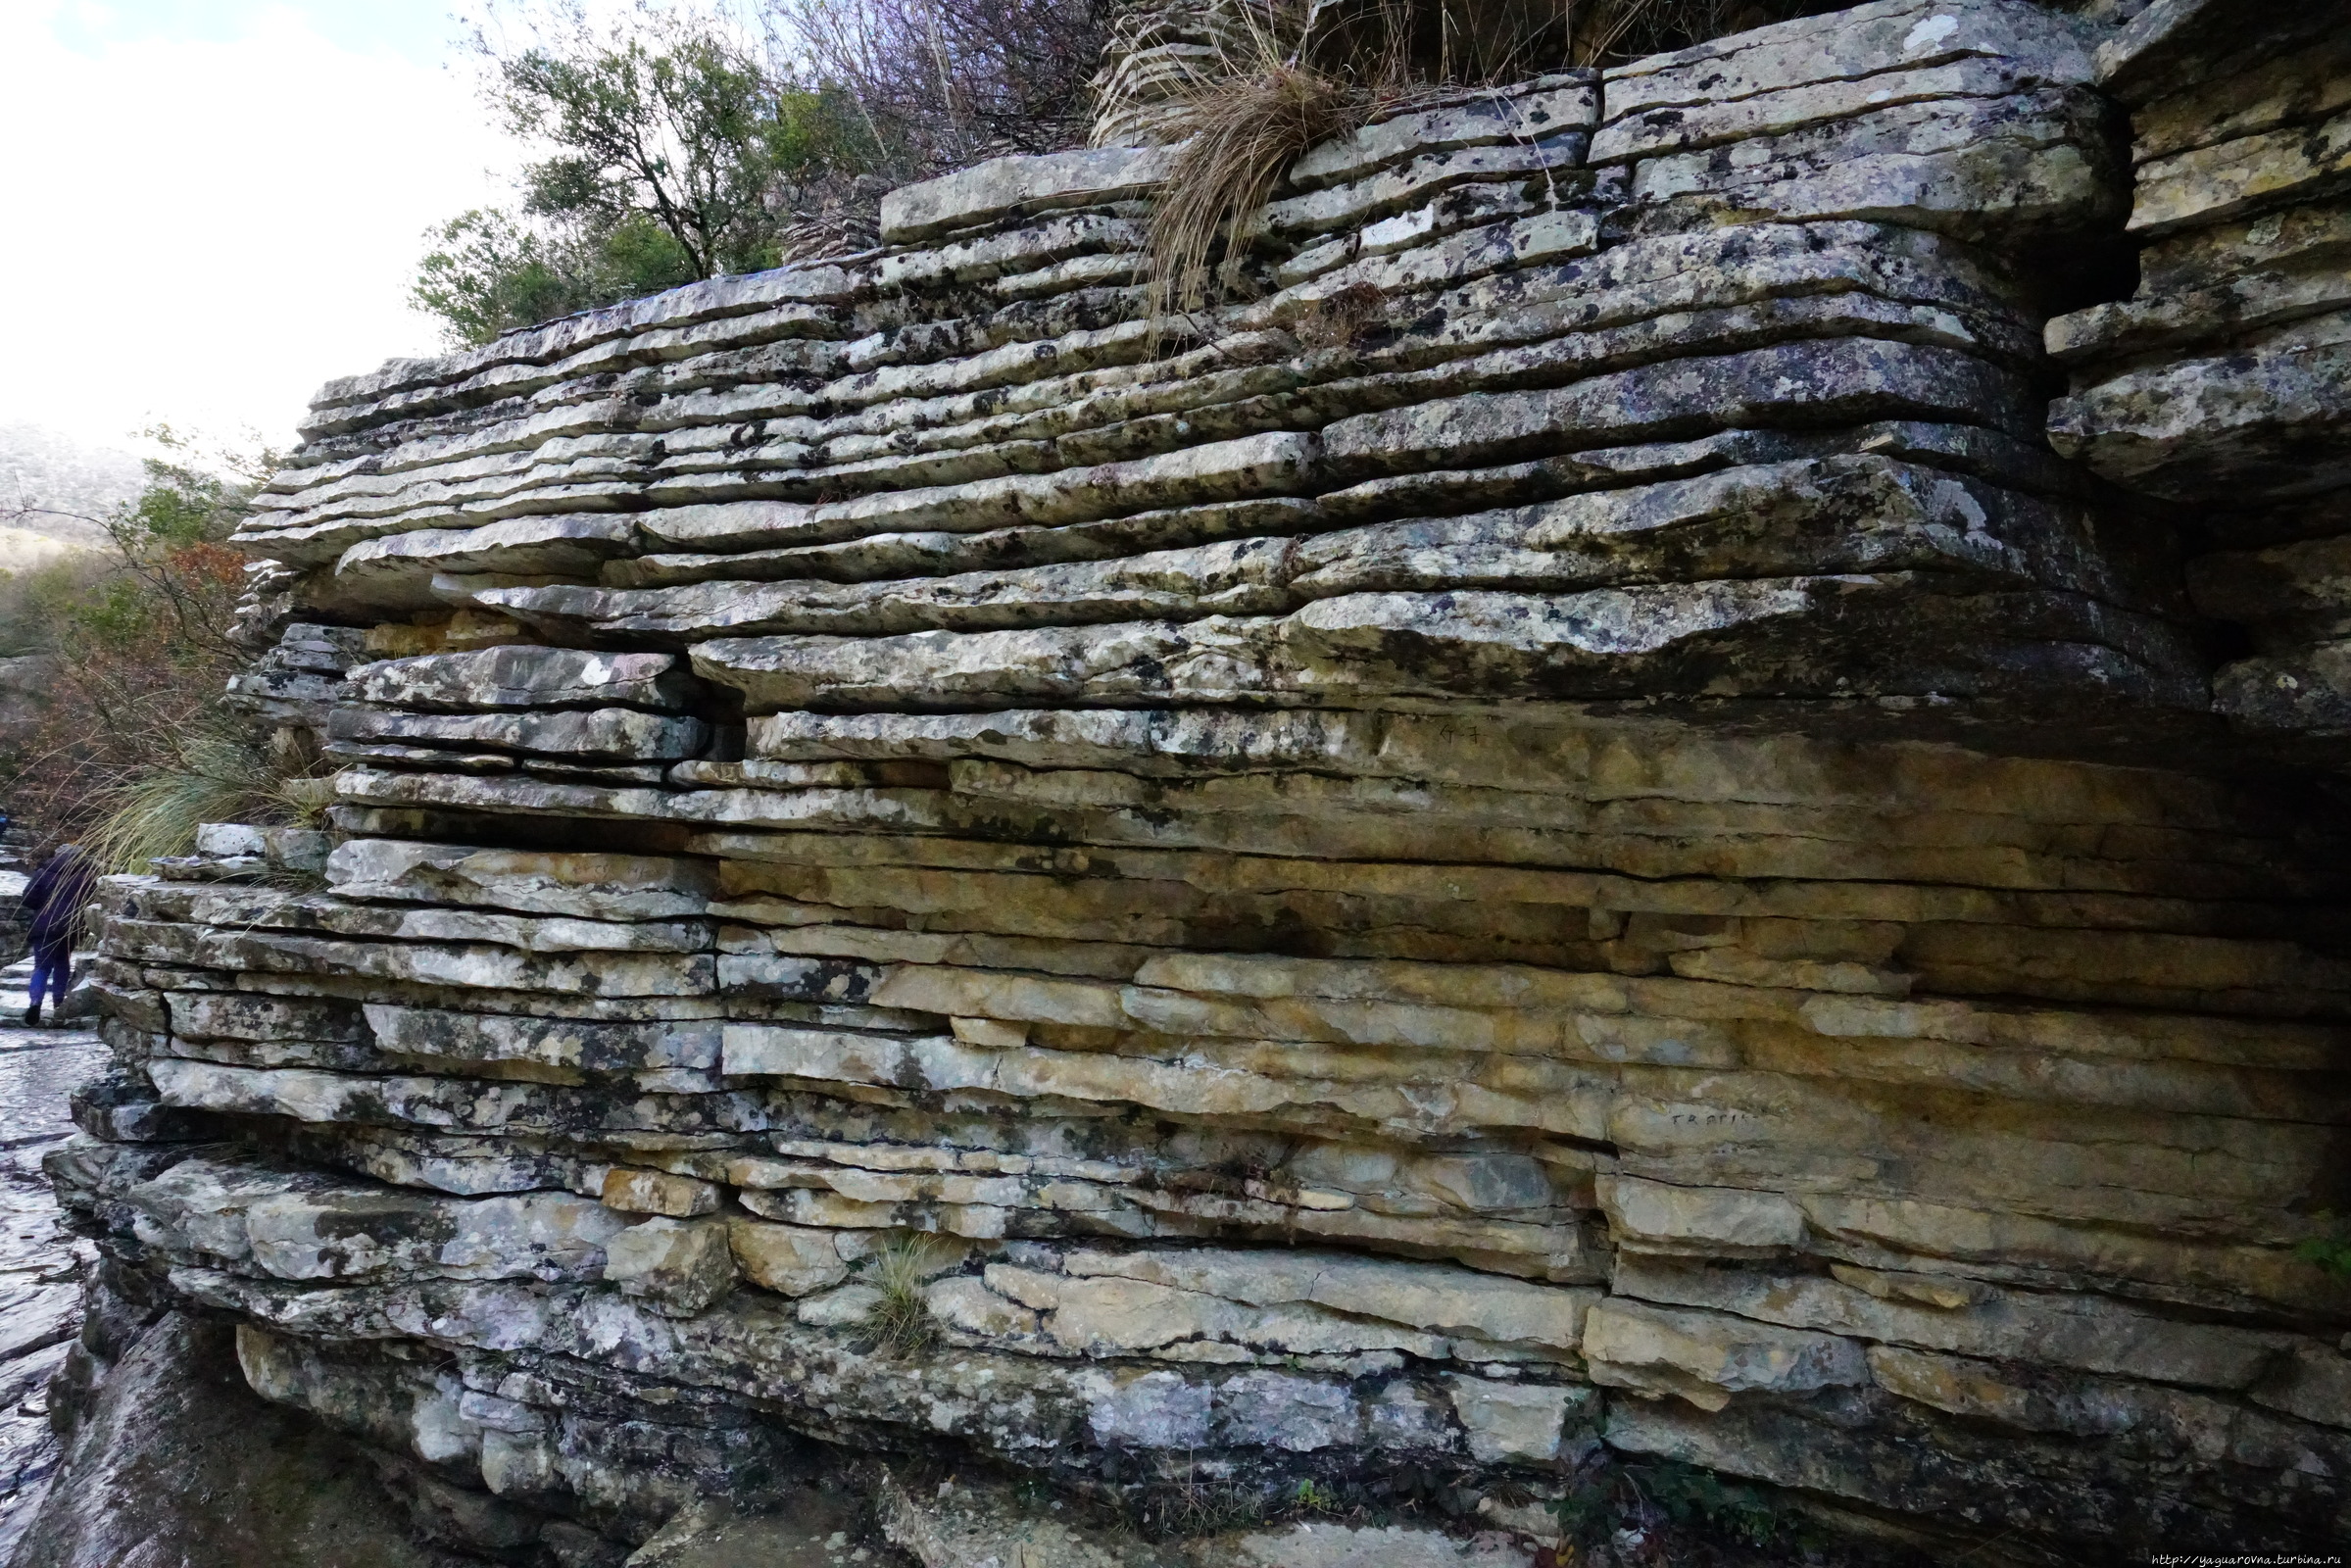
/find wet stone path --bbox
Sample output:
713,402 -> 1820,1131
0,954 -> 104,1560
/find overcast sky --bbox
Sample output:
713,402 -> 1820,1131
0,1 -> 517,456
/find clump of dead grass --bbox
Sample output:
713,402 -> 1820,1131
1150,1462 -> 1270,1537
82,711 -> 332,876
1138,0 -> 1835,338
1143,3 -> 1413,343
1292,278 -> 1393,352
1145,74 -> 1380,334
862,1231 -> 950,1355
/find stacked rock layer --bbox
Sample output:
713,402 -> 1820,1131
2049,0 -> 2351,745
49,1 -> 2351,1562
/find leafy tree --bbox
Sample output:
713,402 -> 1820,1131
414,3 -> 885,347
767,0 -> 1112,175
413,209 -> 604,351
0,430 -> 309,863
501,11 -> 783,277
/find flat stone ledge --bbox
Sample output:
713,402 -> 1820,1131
881,147 -> 1181,245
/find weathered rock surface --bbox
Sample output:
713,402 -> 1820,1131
0,960 -> 106,1563
31,2 -> 2351,1564
2044,0 -> 2351,757
623,1490 -> 877,1568
11,1313 -> 462,1568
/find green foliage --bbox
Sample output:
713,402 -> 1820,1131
769,84 -> 881,178
54,572 -> 156,653
0,431 -> 304,858
414,210 -> 599,350
2296,1212 -> 2351,1278
414,5 -> 887,346
85,719 -> 329,876
414,207 -> 700,346
498,18 -> 783,277
1293,1479 -> 1340,1514
1643,1460 -> 1786,1547
1550,1457 -> 1789,1553
2,427 -> 261,668
0,558 -> 110,661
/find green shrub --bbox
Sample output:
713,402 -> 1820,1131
2295,1213 -> 2351,1278
1550,1456 -> 1790,1552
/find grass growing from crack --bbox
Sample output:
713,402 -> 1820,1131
1147,1458 -> 1270,1537
84,715 -> 333,875
1139,0 -> 1837,344
1143,2 -> 1413,345
862,1232 -> 948,1354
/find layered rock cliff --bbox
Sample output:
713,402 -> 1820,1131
29,0 -> 2351,1563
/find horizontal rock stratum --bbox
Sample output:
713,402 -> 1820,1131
31,0 -> 2351,1563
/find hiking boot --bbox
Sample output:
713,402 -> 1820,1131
21,1004 -> 38,1027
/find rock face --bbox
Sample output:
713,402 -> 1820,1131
0,962 -> 107,1560
32,1 -> 2351,1563
2047,0 -> 2351,748
11,1312 -> 472,1568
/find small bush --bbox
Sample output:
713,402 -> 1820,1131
1293,1477 -> 1342,1514
1550,1455 -> 1792,1556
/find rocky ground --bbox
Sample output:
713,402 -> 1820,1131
0,955 -> 102,1562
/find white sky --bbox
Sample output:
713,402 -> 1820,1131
0,1 -> 518,456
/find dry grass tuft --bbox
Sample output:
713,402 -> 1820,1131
1135,0 -> 1832,340
1292,278 -> 1393,352
1146,70 -> 1378,332
862,1231 -> 950,1355
1151,1459 -> 1269,1536
82,714 -> 331,876
1143,2 -> 1416,346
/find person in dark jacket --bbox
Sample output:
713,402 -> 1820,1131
21,844 -> 95,1027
